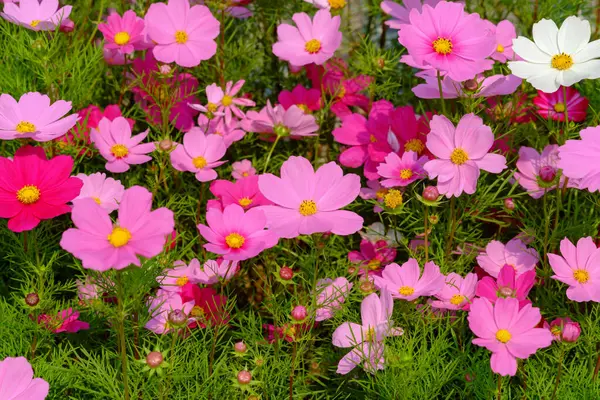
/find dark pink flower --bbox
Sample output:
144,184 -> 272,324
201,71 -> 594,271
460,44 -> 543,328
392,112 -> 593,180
209,176 -> 272,210
38,308 -> 89,333
181,285 -> 229,328
278,84 -> 322,113
348,239 -> 396,272
476,264 -> 536,308
533,86 -> 589,122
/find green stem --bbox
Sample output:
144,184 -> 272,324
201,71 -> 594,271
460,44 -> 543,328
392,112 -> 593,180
497,374 -> 502,400
162,330 -> 178,399
88,0 -> 106,46
444,197 -> 456,258
289,341 -> 297,400
551,346 -> 566,400
263,135 -> 281,173
437,70 -> 447,116
116,272 -> 130,400
424,206 -> 429,263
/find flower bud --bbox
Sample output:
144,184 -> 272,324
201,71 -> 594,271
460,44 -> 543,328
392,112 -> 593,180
504,198 -> 515,210
237,370 -> 252,385
168,309 -> 187,326
291,305 -> 307,321
159,139 -> 174,151
146,351 -> 164,368
279,267 -> 294,280
159,65 -> 172,75
465,372 -> 475,382
463,79 -> 478,91
539,166 -> 556,182
423,186 -> 439,202
234,341 -> 247,353
359,280 -> 375,293
25,293 -> 39,307
347,266 -> 356,274
562,321 -> 581,342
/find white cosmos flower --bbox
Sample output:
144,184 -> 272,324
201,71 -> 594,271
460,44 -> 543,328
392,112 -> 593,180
508,16 -> 600,93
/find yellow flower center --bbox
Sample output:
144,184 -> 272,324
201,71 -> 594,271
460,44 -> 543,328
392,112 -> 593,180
551,53 -> 573,71
328,0 -> 346,9
553,102 -> 566,113
404,138 -> 425,154
367,259 -> 381,270
207,103 -> 218,113
369,134 -> 377,143
16,121 -> 36,134
450,294 -> 465,306
191,305 -> 205,318
399,286 -> 415,296
225,232 -> 245,249
298,104 -> 310,114
242,172 -> 249,177
175,30 -> 188,44
305,39 -> 322,54
114,31 -> 131,45
30,20 -> 40,27
432,37 -> 453,55
176,276 -> 189,286
551,326 -> 562,336
496,44 -> 504,53
192,156 -> 207,169
107,227 -> 132,248
365,326 -> 376,342
222,95 -> 233,106
111,144 -> 129,158
299,200 -> 317,216
238,197 -> 253,207
92,197 -> 102,205
16,185 -> 40,204
400,169 -> 413,180
496,329 -> 512,343
375,188 -> 388,200
336,85 -> 346,99
573,269 -> 590,284
384,189 -> 403,209
450,148 -> 468,165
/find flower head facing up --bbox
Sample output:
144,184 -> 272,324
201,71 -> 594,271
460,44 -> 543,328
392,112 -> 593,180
2,0 -> 72,31
73,173 -> 124,213
145,0 -> 220,68
380,0 -> 441,29
476,264 -> 536,308
210,176 -> 272,210
558,126 -> 600,192
258,156 -> 363,238
376,151 -> 428,187
180,285 -> 229,328
373,259 -> 445,301
486,20 -> 517,63
170,128 -> 227,182
533,86 -> 589,122
251,102 -> 319,139
272,10 -> 342,66
424,114 -> 507,198
468,297 -> 553,376
197,204 -> 278,261
0,146 -> 83,232
231,160 -> 256,180
157,259 -> 206,292
0,356 -> 49,400
0,92 -> 79,142
98,10 -> 147,55
60,186 -> 175,271
477,238 -> 540,278
348,239 -> 397,273
548,237 -> 600,302
509,16 -> 600,93
431,272 -> 478,311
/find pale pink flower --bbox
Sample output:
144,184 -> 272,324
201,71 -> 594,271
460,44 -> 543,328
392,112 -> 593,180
195,259 -> 239,284
315,277 -> 353,321
189,83 -> 227,119
373,259 -> 445,301
197,114 -> 245,148
98,10 -> 147,55
514,145 -> 573,199
157,259 -> 204,292
73,172 -> 124,213
303,0 -> 347,10
558,126 -> 600,192
76,277 -> 102,301
359,180 -> 386,213
376,151 -> 428,187
2,0 -> 72,31
170,128 -> 227,182
477,238 -> 539,279
486,20 -> 518,63
145,289 -> 194,334
252,102 -> 319,138
431,272 -> 478,310
412,74 -> 522,99
0,356 -> 49,399
232,159 -> 256,180
380,0 -> 440,29
216,80 -> 256,123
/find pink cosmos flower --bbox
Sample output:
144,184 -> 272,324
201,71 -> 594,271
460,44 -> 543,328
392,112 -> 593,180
103,47 -> 128,66
315,277 -> 353,321
98,10 -> 147,55
73,172 -> 124,213
348,239 -> 397,272
278,85 -> 322,113
303,0 -> 347,10
210,176 -> 272,210
476,265 -> 536,308
38,308 -> 89,333
170,128 -> 226,182
272,10 -> 342,66
0,356 -> 49,399
431,272 -> 478,311
533,86 -> 589,122
423,114 -> 507,198
545,318 -> 581,342
60,186 -> 175,271
514,145 -> 574,199
380,0 -> 440,29
468,297 -> 553,376
91,117 -> 154,173
210,80 -> 256,123
231,160 -> 256,180
197,114 -> 245,148
145,0 -> 219,68
374,259 -> 445,301
397,1 -> 495,81
77,277 -> 102,301
477,238 -> 539,278
257,156 -> 363,238
191,0 -> 253,19
376,151 -> 428,187
188,83 -> 226,119
412,74 -> 522,99
145,289 -> 194,334
486,20 -> 517,63
252,102 -> 319,139
157,259 -> 204,291
359,180 -> 386,213
2,0 -> 72,31
180,284 -> 229,328
0,92 -> 79,142
0,146 -> 82,232
197,204 -> 278,261
558,126 -> 600,192
195,259 -> 238,284
548,237 -> 600,302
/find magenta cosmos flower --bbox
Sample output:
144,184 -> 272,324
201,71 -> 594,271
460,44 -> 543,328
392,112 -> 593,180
558,126 -> 600,192
0,92 -> 79,142
376,151 -> 428,187
91,117 -> 155,173
431,272 -> 478,311
373,259 -> 445,301
60,186 -> 175,271
468,297 -> 553,376
73,172 -> 124,213
272,10 -> 342,66
485,20 -> 517,63
258,156 -> 363,238
210,176 -> 272,210
397,1 -> 495,81
145,0 -> 219,68
380,0 -> 440,29
315,277 -> 353,321
278,84 -> 322,114
477,238 -> 539,278
197,204 -> 278,261
348,239 -> 396,272
98,10 -> 147,55
423,114 -> 507,198
170,128 -> 226,182
0,356 -> 49,399
231,159 -> 256,180
2,0 -> 72,31
412,74 -> 521,99
38,308 -> 89,333
548,237 -> 600,302
476,264 -> 536,308
533,86 -> 589,122
514,145 -> 572,199
0,146 -> 82,232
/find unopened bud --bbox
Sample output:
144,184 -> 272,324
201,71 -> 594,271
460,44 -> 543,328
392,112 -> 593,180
234,341 -> 247,353
25,293 -> 39,307
279,267 -> 294,280
237,370 -> 252,385
145,351 -> 164,368
291,305 -> 307,321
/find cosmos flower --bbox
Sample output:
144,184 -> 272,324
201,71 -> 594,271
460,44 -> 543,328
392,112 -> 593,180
476,264 -> 536,308
0,356 -> 49,399
431,272 -> 478,311
231,160 -> 256,180
73,172 -> 124,213
412,74 -> 521,99
376,151 -> 428,187
514,145 -> 575,199
373,259 -> 445,301
477,238 -> 540,278
2,0 -> 72,31
38,308 -> 89,333
533,86 -> 589,122
98,10 -> 147,55
558,126 -> 600,192
315,277 -> 353,321
169,128 -> 226,182
278,85 -> 322,114
209,176 -> 272,210
486,19 -> 518,63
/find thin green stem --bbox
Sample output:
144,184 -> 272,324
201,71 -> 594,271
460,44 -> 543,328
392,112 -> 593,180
116,272 -> 130,400
437,70 -> 447,116
424,206 -> 429,263
551,345 -> 566,400
263,135 -> 281,173
444,197 -> 457,258
497,374 -> 502,400
289,341 -> 297,400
